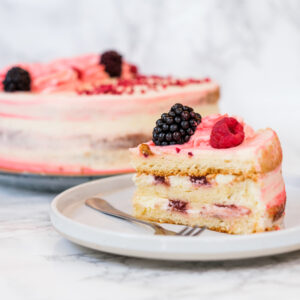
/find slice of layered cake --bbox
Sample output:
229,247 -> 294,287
130,104 -> 286,234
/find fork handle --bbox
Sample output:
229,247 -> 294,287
85,197 -> 159,231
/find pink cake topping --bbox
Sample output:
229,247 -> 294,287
0,54 -> 211,95
0,54 -> 135,93
145,114 -> 255,152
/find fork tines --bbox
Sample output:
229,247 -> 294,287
176,225 -> 206,236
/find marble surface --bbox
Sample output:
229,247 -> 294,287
0,183 -> 300,300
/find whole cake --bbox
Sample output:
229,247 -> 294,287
0,52 -> 220,175
131,104 -> 286,234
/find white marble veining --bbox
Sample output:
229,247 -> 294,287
0,183 -> 300,300
0,1 -> 300,298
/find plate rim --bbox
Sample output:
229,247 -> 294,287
50,174 -> 300,261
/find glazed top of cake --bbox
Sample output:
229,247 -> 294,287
132,114 -> 268,152
131,114 -> 282,174
0,52 -> 217,96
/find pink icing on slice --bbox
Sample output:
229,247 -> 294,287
133,114 -> 257,154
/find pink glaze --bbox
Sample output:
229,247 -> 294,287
132,114 -> 278,170
145,114 -> 255,152
0,54 -> 134,93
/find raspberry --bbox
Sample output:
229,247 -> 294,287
100,50 -> 122,77
129,64 -> 138,75
3,67 -> 31,92
210,117 -> 245,149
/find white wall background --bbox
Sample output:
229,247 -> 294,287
0,0 -> 299,175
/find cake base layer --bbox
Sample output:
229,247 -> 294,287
134,202 -> 282,234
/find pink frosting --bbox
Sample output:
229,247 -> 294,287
0,53 -> 134,93
146,114 -> 256,152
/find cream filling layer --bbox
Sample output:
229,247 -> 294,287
134,196 -> 250,219
133,166 -> 286,208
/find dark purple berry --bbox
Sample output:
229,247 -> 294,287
186,128 -> 194,135
173,131 -> 181,141
175,107 -> 183,115
183,106 -> 193,112
170,124 -> 178,132
161,113 -> 168,121
195,113 -> 202,123
158,132 -> 165,141
3,67 -> 31,92
100,50 -> 122,77
181,111 -> 190,120
171,103 -> 183,111
175,116 -> 181,124
156,119 -> 163,126
189,119 -> 198,127
153,132 -> 159,139
154,127 -> 162,134
181,120 -> 189,129
165,116 -> 174,125
179,128 -> 185,136
166,133 -> 172,141
162,124 -> 169,131
152,103 -> 202,146
169,111 -> 176,117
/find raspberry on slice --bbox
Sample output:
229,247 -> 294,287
210,117 -> 245,149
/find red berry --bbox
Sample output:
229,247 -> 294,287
130,64 -> 138,75
210,117 -> 245,149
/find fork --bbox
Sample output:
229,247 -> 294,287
85,197 -> 206,236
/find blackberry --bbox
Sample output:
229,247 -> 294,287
3,67 -> 31,92
152,103 -> 202,146
100,50 -> 122,77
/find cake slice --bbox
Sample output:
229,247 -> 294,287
130,104 -> 286,234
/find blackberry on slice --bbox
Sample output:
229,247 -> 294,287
3,67 -> 31,92
152,103 -> 202,146
100,50 -> 122,77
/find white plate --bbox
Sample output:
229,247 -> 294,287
50,174 -> 300,261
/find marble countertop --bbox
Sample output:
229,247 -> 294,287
1,183 -> 300,300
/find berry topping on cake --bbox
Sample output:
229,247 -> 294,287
100,50 -> 122,77
210,117 -> 245,149
152,103 -> 202,146
129,64 -> 138,76
3,67 -> 31,92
